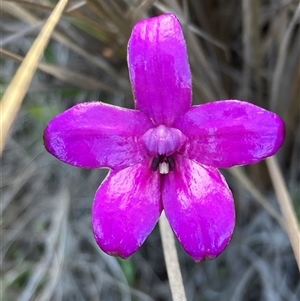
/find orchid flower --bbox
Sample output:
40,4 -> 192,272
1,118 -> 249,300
44,14 -> 285,262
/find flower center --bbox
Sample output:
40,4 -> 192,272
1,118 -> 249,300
151,155 -> 175,174
141,125 -> 186,174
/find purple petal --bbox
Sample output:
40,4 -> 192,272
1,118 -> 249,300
92,158 -> 162,258
174,100 -> 285,168
128,14 -> 192,126
162,155 -> 235,262
44,102 -> 153,170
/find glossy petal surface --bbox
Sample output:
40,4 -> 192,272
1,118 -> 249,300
128,14 -> 192,126
44,102 -> 153,170
174,100 -> 285,168
162,155 -> 235,262
142,125 -> 186,156
92,159 -> 162,258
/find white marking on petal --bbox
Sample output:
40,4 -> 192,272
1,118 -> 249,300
159,162 -> 169,174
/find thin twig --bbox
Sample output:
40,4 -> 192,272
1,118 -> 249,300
266,156 -> 300,270
159,212 -> 187,301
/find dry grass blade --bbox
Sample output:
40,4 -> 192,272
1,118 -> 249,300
229,166 -> 285,228
159,212 -> 187,301
270,4 -> 300,111
0,0 -> 69,155
2,1 -> 124,81
0,48 -> 120,92
231,266 -> 255,301
153,1 -> 227,52
18,187 -> 70,301
0,20 -> 45,47
266,156 -> 300,270
65,0 -> 87,13
34,189 -> 69,301
241,0 -> 262,101
127,0 -> 156,22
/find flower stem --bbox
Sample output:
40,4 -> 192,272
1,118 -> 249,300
159,212 -> 187,301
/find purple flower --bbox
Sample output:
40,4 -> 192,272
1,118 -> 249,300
44,14 -> 285,262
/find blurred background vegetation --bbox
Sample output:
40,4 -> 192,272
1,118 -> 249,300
1,0 -> 299,300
